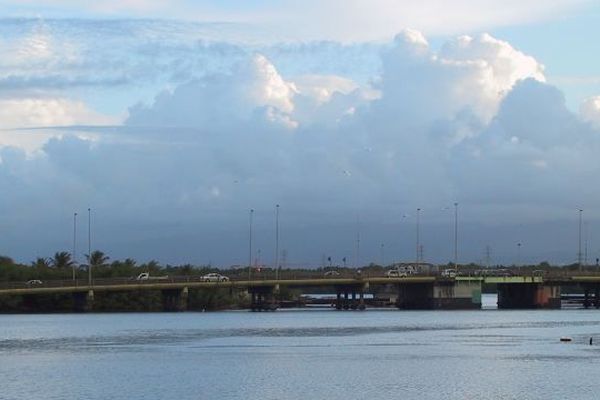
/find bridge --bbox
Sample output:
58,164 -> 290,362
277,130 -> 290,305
1,274 -> 600,312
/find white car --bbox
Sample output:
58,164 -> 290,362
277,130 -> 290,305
136,272 -> 150,281
26,279 -> 43,286
324,270 -> 341,277
201,273 -> 229,282
386,269 -> 408,278
441,269 -> 457,278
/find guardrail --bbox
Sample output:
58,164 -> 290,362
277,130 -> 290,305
3,271 -> 600,291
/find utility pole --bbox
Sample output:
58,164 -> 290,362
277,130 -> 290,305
485,245 -> 491,269
380,243 -> 385,267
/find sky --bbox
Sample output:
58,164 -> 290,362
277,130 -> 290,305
0,1 -> 600,267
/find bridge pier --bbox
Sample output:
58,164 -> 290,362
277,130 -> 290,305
497,283 -> 561,309
73,290 -> 94,312
161,287 -> 188,312
396,282 -> 434,309
432,280 -> 481,309
334,285 -> 366,311
249,287 -> 278,311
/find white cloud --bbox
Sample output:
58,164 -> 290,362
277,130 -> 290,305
4,0 -> 593,41
126,54 -> 299,129
580,96 -> 600,128
0,30 -> 599,265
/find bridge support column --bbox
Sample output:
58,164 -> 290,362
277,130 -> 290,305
584,288 -> 590,309
396,283 -> 434,309
73,290 -> 94,312
161,287 -> 188,312
595,287 -> 600,309
358,290 -> 366,311
343,291 -> 349,310
497,284 -> 560,309
249,286 -> 278,311
432,280 -> 481,309
350,291 -> 357,310
335,292 -> 342,310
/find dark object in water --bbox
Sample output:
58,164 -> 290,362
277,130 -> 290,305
560,337 -> 572,342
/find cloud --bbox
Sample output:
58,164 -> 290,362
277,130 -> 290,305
3,0 -> 594,41
580,96 -> 600,128
0,30 -> 599,265
126,54 -> 299,129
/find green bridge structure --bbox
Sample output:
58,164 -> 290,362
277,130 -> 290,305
1,275 -> 600,312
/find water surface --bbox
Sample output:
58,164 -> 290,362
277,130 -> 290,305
1,295 -> 599,400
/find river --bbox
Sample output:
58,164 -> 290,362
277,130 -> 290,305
1,295 -> 599,400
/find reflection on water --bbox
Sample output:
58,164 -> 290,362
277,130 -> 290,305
2,294 -> 600,400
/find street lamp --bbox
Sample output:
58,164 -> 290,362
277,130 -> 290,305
380,243 -> 385,267
87,208 -> 92,286
517,242 -> 522,271
248,209 -> 254,281
578,209 -> 583,271
275,204 -> 280,280
454,202 -> 458,270
73,212 -> 78,281
416,208 -> 421,266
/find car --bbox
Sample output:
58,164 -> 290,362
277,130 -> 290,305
441,269 -> 457,278
324,270 -> 340,277
386,269 -> 408,278
201,273 -> 229,282
136,272 -> 150,281
26,279 -> 43,286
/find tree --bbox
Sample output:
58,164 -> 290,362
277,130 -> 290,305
32,257 -> 52,269
87,250 -> 109,267
52,252 -> 74,269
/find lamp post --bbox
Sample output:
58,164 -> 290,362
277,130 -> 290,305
517,242 -> 522,271
87,208 -> 92,286
72,212 -> 78,281
248,209 -> 254,281
416,208 -> 421,266
380,243 -> 385,267
578,209 -> 583,271
275,204 -> 280,280
454,202 -> 458,270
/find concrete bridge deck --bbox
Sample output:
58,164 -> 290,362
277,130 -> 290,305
2,274 -> 600,311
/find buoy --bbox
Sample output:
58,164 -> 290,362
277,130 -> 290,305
560,337 -> 572,342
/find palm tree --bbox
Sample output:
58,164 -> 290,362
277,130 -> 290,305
52,252 -> 74,269
87,250 -> 109,267
32,257 -> 51,269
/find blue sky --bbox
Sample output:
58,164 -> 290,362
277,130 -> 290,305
0,1 -> 599,267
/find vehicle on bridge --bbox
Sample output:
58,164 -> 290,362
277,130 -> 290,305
441,269 -> 457,278
324,270 -> 341,278
26,279 -> 43,286
386,266 -> 416,278
200,273 -> 229,282
134,272 -> 169,281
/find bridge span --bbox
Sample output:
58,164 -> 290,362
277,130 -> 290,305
1,275 -> 600,312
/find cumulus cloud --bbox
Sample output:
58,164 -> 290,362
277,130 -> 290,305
126,54 -> 299,129
0,29 -> 599,265
374,31 -> 545,133
580,96 -> 600,128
